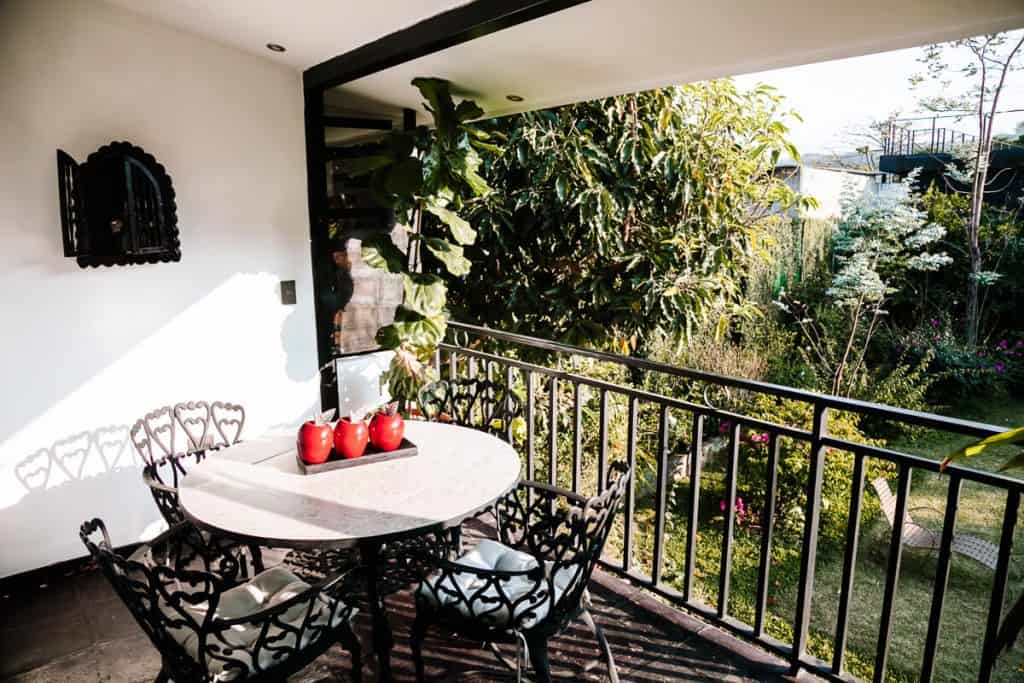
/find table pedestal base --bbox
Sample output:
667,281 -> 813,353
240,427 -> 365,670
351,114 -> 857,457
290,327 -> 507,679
360,540 -> 393,681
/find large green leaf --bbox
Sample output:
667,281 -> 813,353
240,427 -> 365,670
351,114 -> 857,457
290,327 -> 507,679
402,273 -> 446,317
360,233 -> 405,273
451,142 -> 491,196
423,237 -> 472,276
375,307 -> 446,349
425,205 -> 476,245
455,99 -> 484,123
412,77 -> 457,142
941,426 -> 1024,470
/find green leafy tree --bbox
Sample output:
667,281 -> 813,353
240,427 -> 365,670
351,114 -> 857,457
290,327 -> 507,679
778,173 -> 951,396
343,78 -> 499,402
912,31 -> 1024,346
454,80 -> 811,354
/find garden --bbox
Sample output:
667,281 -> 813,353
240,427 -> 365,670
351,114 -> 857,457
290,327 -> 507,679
348,35 -> 1024,682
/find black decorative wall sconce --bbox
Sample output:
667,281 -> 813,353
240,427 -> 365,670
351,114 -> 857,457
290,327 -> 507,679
57,141 -> 180,267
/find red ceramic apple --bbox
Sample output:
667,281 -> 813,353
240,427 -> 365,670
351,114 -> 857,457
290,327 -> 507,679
297,421 -> 333,464
369,404 -> 404,452
334,417 -> 369,459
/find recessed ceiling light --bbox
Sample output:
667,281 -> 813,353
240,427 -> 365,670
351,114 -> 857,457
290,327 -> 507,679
505,94 -> 524,102
266,43 -> 287,53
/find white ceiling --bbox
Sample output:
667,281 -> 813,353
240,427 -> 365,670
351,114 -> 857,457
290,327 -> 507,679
107,0 -> 1024,121
103,0 -> 468,70
333,0 -> 1024,119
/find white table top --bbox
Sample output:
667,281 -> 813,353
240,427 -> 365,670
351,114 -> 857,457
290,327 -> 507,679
178,421 -> 522,548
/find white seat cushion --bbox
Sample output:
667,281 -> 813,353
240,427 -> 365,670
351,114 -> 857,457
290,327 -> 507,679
417,539 -> 582,630
162,566 -> 351,681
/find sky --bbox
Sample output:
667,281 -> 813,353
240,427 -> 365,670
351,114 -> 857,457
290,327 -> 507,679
732,31 -> 1024,157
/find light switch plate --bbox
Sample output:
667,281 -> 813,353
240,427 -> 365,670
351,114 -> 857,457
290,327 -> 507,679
280,280 -> 297,305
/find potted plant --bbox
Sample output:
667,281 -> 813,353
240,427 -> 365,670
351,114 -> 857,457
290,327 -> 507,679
342,78 -> 500,407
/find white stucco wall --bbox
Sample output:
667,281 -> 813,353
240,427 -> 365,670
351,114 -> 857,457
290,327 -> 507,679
798,167 -> 876,219
0,0 -> 320,577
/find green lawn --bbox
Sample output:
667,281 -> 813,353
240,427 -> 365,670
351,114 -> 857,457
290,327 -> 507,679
515,368 -> 1024,682
608,397 -> 1024,682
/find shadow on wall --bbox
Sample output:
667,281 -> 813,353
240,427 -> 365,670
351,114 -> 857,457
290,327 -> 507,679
1,426 -> 161,577
281,300 -> 319,385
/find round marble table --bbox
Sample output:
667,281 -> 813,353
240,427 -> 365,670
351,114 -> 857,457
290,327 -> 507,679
179,420 -> 522,680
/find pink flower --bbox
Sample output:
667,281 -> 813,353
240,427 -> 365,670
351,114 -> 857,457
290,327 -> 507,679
720,499 -> 726,512
996,364 -> 1006,374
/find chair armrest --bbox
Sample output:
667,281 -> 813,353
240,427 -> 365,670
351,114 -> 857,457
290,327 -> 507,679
513,479 -> 588,505
142,475 -> 178,496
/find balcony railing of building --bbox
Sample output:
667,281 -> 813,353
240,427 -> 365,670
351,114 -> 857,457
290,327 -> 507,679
883,118 -> 977,157
436,320 -> 1021,683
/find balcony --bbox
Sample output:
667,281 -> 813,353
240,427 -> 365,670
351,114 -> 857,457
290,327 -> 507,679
879,118 -> 1024,178
430,322 -> 1023,683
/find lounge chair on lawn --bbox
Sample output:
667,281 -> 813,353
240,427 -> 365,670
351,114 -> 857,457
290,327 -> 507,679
871,477 -> 999,570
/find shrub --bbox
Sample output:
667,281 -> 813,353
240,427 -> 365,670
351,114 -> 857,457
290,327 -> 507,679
893,315 -> 1024,401
729,394 -> 894,541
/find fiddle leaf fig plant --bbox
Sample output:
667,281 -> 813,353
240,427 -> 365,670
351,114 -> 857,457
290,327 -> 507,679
342,77 -> 499,403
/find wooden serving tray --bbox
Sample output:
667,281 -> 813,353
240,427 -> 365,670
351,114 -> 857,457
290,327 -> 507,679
296,438 -> 418,474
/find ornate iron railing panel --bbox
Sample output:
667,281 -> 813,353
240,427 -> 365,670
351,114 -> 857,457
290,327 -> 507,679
438,320 -> 1022,683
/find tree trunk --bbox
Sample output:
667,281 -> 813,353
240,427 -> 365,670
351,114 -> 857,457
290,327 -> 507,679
965,234 -> 983,347
965,124 -> 988,348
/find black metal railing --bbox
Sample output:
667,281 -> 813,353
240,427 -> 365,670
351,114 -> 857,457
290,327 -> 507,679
437,321 -> 1022,683
883,120 -> 977,157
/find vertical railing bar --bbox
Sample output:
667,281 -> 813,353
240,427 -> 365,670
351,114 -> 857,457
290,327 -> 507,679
505,364 -> 515,443
572,382 -> 582,494
598,389 -> 609,491
920,475 -> 962,683
526,371 -> 536,483
684,413 -> 704,602
467,356 -> 478,424
485,361 -> 495,427
718,422 -> 740,619
449,350 -> 457,381
433,347 -> 441,379
792,404 -> 829,667
548,376 -> 558,487
979,489 -> 1020,683
832,452 -> 866,674
873,464 -> 912,683
651,403 -> 670,586
623,395 -> 638,573
754,431 -> 780,638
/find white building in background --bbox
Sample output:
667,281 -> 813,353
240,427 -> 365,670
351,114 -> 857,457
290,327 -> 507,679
774,159 -> 885,219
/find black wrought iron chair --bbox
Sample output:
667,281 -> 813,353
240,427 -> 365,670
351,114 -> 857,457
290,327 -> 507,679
413,377 -> 527,565
134,400 -> 247,526
418,378 -> 523,439
80,518 -> 362,682
411,462 -> 631,683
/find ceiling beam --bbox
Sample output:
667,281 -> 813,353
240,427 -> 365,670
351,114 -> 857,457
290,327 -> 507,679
303,0 -> 590,92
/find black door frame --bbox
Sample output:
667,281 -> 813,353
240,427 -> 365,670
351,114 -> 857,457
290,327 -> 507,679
302,0 -> 590,407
